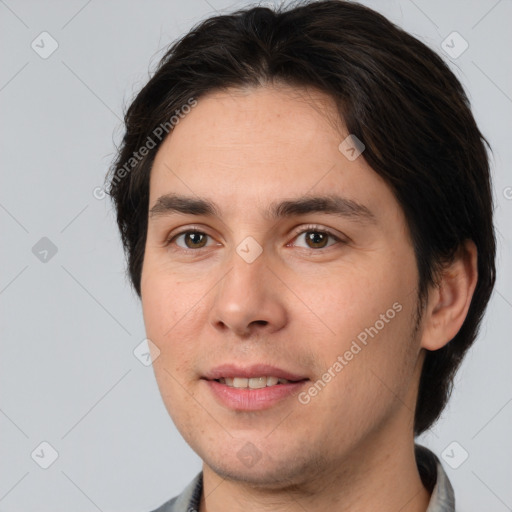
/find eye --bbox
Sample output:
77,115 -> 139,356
166,225 -> 344,252
167,229 -> 215,250
290,226 -> 343,250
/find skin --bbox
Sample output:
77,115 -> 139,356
140,84 -> 478,512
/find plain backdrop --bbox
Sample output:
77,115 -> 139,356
1,0 -> 511,511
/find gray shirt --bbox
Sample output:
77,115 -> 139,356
150,444 -> 455,512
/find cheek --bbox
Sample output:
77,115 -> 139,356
297,256 -> 414,344
297,254 -> 419,400
142,258 -> 200,337
141,269 -> 195,372
141,270 -> 204,424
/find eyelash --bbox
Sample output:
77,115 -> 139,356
165,224 -> 344,253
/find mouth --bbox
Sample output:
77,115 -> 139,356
201,364 -> 310,411
202,363 -> 309,385
214,376 -> 302,389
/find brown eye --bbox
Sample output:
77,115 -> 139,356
183,232 -> 208,248
169,230 -> 212,250
292,227 -> 341,250
304,231 -> 330,249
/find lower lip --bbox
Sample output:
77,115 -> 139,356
204,379 -> 308,411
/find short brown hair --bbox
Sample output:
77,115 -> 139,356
106,0 -> 496,435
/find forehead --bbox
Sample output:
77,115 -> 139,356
149,85 -> 399,223
156,84 -> 342,163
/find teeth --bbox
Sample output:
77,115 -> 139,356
218,376 -> 291,388
249,377 -> 267,389
233,377 -> 248,388
266,376 -> 279,386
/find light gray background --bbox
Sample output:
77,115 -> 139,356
1,0 -> 511,510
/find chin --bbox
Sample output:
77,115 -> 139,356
207,458 -> 305,488
200,441 -> 327,490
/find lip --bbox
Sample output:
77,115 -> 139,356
202,363 -> 309,411
204,379 -> 308,411
202,363 -> 308,382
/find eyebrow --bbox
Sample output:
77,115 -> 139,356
148,193 -> 376,224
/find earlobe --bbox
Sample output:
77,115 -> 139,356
420,240 -> 478,351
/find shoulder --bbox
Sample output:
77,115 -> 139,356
415,444 -> 456,512
148,472 -> 203,512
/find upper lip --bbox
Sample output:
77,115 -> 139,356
203,364 -> 309,382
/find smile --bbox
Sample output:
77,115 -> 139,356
216,376 -> 292,388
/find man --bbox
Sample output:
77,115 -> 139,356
106,1 -> 496,510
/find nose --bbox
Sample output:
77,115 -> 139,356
208,246 -> 288,338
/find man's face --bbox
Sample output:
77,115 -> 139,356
141,85 -> 424,486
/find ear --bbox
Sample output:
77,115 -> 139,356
420,240 -> 478,351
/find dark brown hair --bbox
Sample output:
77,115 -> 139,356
106,0 -> 496,435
